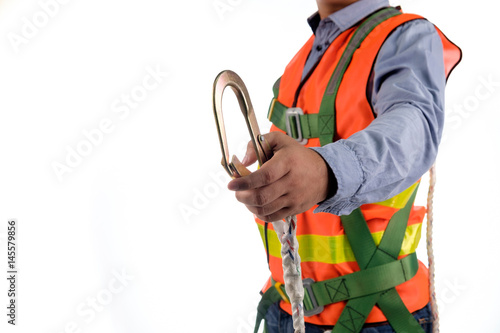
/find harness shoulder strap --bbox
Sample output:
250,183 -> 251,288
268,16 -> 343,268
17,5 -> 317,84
267,6 -> 404,145
317,6 -> 402,145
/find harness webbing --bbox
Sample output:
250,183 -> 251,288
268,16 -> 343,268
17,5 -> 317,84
317,6 -> 401,146
270,252 -> 419,308
335,185 -> 424,333
255,6 -> 432,333
267,7 -> 402,144
254,186 -> 423,333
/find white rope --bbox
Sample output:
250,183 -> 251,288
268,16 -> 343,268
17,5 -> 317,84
426,164 -> 439,332
273,215 -> 305,333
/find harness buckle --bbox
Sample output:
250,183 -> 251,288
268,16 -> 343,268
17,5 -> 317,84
302,278 -> 324,317
274,282 -> 290,303
267,98 -> 277,121
285,108 -> 308,145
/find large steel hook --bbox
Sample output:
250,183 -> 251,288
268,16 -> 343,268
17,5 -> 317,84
212,70 -> 271,178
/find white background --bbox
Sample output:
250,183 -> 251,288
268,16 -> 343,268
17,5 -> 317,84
0,0 -> 498,332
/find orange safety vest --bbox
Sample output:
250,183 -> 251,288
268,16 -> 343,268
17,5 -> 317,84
256,10 -> 461,326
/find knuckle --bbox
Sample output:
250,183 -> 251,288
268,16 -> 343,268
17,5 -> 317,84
234,191 -> 244,203
254,205 -> 276,222
246,205 -> 258,215
286,153 -> 297,164
259,214 -> 272,222
254,191 -> 267,207
255,206 -> 267,217
288,175 -> 299,188
261,169 -> 275,184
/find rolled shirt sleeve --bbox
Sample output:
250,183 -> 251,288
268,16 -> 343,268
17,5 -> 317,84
311,19 -> 446,216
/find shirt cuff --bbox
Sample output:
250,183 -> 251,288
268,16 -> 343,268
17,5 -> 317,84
310,140 -> 364,216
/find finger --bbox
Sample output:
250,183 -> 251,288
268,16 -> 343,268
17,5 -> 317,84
228,155 -> 289,191
260,131 -> 290,153
254,204 -> 296,223
234,174 -> 289,207
241,193 -> 290,221
228,132 -> 293,191
242,132 -> 288,167
257,134 -> 274,162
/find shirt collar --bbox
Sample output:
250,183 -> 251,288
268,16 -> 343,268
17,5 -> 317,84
307,0 -> 390,34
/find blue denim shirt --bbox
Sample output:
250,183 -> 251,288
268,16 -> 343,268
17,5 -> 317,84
305,0 -> 446,215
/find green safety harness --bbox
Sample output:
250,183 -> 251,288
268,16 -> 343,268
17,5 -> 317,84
254,7 -> 427,333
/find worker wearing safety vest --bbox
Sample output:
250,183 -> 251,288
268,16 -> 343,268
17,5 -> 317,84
228,0 -> 461,332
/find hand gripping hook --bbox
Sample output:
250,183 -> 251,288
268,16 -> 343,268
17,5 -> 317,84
213,70 -> 306,333
212,70 -> 272,178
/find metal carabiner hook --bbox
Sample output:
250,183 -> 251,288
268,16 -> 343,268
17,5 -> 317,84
212,70 -> 271,178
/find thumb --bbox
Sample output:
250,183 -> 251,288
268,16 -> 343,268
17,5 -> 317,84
241,140 -> 257,166
241,132 -> 287,166
260,131 -> 291,154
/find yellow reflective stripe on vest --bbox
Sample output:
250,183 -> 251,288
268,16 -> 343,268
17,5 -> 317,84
374,182 -> 419,209
257,223 -> 422,264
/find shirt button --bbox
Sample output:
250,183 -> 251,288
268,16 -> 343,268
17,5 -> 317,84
316,45 -> 323,51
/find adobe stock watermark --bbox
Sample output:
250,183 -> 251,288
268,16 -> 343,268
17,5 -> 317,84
435,277 -> 467,315
178,139 -> 249,224
50,268 -> 134,333
443,73 -> 499,143
7,0 -> 72,54
51,64 -> 168,182
233,300 -> 260,333
213,0 -> 244,21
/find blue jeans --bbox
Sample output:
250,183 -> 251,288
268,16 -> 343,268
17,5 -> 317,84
264,302 -> 433,333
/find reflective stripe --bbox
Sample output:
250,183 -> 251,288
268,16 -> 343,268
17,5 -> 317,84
375,182 -> 419,209
257,223 -> 422,264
